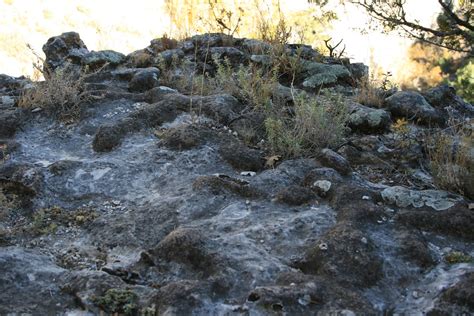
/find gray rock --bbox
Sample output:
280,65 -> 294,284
158,48 -> 185,65
82,50 -> 126,70
347,63 -> 369,81
0,247 -> 75,314
423,84 -> 474,117
145,86 -> 179,103
302,61 -> 350,88
206,47 -> 247,66
348,102 -> 391,133
190,33 -> 235,48
381,186 -> 462,210
319,148 -> 352,175
250,54 -> 272,66
385,91 -> 443,125
240,38 -> 272,54
128,67 -> 160,92
42,31 -> 89,76
0,108 -> 27,137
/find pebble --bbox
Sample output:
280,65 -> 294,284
362,195 -> 370,200
318,242 -> 328,250
240,171 -> 256,177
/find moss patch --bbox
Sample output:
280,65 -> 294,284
92,288 -> 138,315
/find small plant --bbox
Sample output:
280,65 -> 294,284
0,143 -> 9,164
18,45 -> 91,121
31,206 -> 63,235
444,251 -> 473,264
92,288 -> 138,315
355,73 -> 394,108
211,56 -> 278,108
425,118 -> 472,197
30,206 -> 98,235
265,92 -> 349,158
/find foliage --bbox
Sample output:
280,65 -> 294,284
210,56 -> 279,108
30,206 -> 98,235
449,60 -> 474,103
345,0 -> 474,54
444,251 -> 473,264
92,288 -> 138,315
265,92 -> 349,157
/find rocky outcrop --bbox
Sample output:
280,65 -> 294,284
0,31 -> 473,315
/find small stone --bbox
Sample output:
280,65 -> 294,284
362,195 -> 370,200
313,180 -> 332,193
240,171 -> 256,177
31,107 -> 43,113
298,294 -> 311,306
318,242 -> 328,250
361,237 -> 367,244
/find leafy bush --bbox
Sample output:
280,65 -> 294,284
450,60 -> 474,104
265,92 -> 349,157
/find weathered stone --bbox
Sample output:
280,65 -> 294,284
275,185 -> 315,205
381,186 -> 462,210
93,100 -> 177,152
319,148 -> 352,175
0,108 -> 27,137
296,223 -> 383,288
42,31 -> 89,75
219,141 -> 264,171
0,247 -> 75,315
385,91 -> 444,125
83,50 -> 126,70
128,67 -> 160,92
348,102 -> 391,133
396,202 -> 474,240
302,62 -> 351,88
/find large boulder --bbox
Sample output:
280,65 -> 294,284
42,32 -> 89,76
385,91 -> 444,125
423,84 -> 474,117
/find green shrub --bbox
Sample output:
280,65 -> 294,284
444,251 -> 473,264
265,91 -> 349,157
450,60 -> 474,104
211,56 -> 278,108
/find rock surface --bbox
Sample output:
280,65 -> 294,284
0,32 -> 473,315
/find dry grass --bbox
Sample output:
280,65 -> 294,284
265,92 -> 349,158
18,68 -> 89,121
425,118 -> 473,197
355,73 -> 396,108
355,76 -> 386,108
